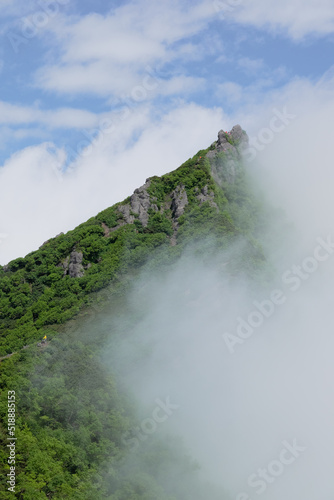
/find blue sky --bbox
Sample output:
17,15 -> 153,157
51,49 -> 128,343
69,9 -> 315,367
1,0 -> 334,263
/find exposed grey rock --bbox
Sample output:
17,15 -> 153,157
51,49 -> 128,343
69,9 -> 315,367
59,251 -> 84,278
230,124 -> 244,143
58,256 -> 70,276
171,185 -> 188,219
168,185 -> 189,246
206,125 -> 249,185
217,129 -> 234,153
68,251 -> 84,278
117,204 -> 135,224
129,179 -> 158,226
196,185 -> 218,211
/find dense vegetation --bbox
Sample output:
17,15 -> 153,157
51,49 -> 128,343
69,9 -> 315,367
0,133 -> 270,498
0,139 -> 266,357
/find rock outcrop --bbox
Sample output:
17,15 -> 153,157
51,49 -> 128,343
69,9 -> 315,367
194,185 -> 218,211
117,205 -> 135,225
169,185 -> 189,246
117,179 -> 159,227
230,124 -> 245,143
171,185 -> 188,219
59,251 -> 85,278
68,251 -> 84,278
206,125 -> 248,185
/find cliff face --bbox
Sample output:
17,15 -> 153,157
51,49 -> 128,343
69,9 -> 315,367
207,124 -> 249,185
0,126 -> 264,356
105,124 -> 248,248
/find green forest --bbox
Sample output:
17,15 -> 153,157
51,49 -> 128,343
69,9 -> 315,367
0,131 -> 271,499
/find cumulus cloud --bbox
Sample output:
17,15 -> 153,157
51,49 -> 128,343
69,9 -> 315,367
215,82 -> 243,103
0,102 -> 226,265
3,64 -> 334,267
231,0 -> 334,39
0,101 -> 99,129
34,0 -> 216,97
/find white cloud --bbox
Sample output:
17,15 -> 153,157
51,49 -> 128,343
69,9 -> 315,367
34,0 -> 216,97
4,65 -> 334,266
0,101 -> 99,129
229,68 -> 334,246
0,102 -> 227,265
231,0 -> 334,39
159,75 -> 206,96
0,125 -> 49,150
3,0 -> 334,266
238,56 -> 265,74
216,81 -> 243,103
35,60 -> 144,97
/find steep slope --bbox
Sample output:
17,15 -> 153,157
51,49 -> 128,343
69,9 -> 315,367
0,125 -> 265,356
0,126 -> 273,499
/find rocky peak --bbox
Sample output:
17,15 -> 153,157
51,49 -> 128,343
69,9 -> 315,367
230,124 -> 245,143
206,125 -> 248,185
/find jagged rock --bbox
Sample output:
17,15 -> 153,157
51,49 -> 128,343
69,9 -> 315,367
117,204 -> 135,224
206,125 -> 249,185
68,251 -> 84,278
230,124 -> 244,143
168,185 -> 189,246
128,179 -> 158,226
59,251 -> 84,278
217,130 -> 234,153
171,185 -> 188,219
195,185 -> 218,211
58,256 -> 70,275
207,124 -> 248,159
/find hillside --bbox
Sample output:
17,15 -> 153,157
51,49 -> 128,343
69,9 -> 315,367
0,126 -> 270,499
0,125 -> 266,357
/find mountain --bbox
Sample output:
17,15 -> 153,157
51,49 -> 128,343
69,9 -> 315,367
0,126 -> 269,499
0,125 -> 267,357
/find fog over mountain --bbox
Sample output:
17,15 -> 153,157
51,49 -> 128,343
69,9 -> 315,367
1,1 -> 334,497
1,116 -> 333,497
89,126 -> 334,499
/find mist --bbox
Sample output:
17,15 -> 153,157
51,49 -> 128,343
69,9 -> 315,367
77,116 -> 334,499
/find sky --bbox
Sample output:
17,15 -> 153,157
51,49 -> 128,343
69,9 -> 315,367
1,0 -> 334,263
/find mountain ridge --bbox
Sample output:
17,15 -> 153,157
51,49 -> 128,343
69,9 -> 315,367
0,126 -> 271,500
0,125 -> 264,356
